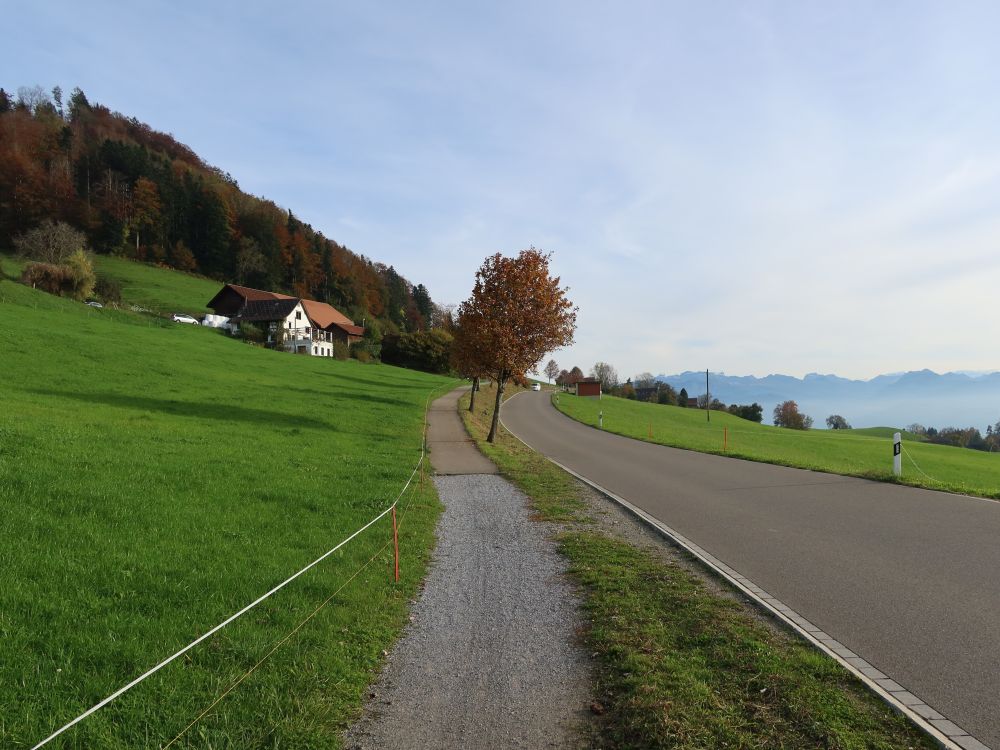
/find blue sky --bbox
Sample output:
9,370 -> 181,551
6,1 -> 1000,380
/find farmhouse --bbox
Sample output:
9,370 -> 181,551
207,284 -> 364,357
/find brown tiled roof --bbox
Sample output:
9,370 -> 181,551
300,299 -> 353,329
225,284 -> 295,302
332,321 -> 365,337
228,298 -> 300,322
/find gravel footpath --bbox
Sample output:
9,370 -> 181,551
342,473 -> 592,749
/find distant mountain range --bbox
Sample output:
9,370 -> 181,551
655,370 -> 1000,430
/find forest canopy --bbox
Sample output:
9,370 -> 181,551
0,84 -> 436,333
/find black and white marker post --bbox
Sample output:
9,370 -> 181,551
893,432 -> 902,476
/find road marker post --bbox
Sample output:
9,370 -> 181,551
893,432 -> 902,477
391,506 -> 400,582
648,421 -> 652,439
599,411 -> 603,429
724,426 -> 728,452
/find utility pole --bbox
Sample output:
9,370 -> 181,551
706,368 -> 710,423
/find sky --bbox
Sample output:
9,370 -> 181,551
6,1 -> 1000,381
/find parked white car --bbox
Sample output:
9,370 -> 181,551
531,383 -> 541,391
171,313 -> 200,325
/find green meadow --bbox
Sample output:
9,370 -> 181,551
1,252 -> 221,314
0,275 -> 455,748
555,393 -> 1000,499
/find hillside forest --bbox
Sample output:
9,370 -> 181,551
0,85 -> 442,341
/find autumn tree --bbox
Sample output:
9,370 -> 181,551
131,176 -> 162,252
451,308 -> 492,412
774,400 -> 813,430
457,248 -> 577,441
544,359 -> 559,383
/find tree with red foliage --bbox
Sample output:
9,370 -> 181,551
773,400 -> 813,430
456,248 -> 577,442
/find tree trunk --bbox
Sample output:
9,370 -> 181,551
487,375 -> 506,443
468,376 -> 479,412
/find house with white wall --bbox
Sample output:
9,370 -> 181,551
206,284 -> 364,357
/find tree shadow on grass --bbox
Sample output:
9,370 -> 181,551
319,369 -> 440,392
29,389 -> 338,432
279,385 -> 413,409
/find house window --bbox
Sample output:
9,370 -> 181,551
296,311 -> 302,320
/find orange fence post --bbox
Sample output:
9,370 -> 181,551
391,506 -> 400,582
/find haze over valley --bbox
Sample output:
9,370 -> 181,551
658,369 -> 1000,431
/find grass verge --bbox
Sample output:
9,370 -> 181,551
462,383 -> 936,749
555,392 -> 1000,499
1,277 -> 457,748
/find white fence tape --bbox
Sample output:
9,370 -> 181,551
31,454 -> 425,749
31,378 -> 457,748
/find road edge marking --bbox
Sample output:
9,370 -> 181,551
499,395 -> 989,750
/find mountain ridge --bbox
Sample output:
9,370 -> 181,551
655,369 -> 1000,430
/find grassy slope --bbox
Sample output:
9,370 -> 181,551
2,252 -> 222,314
0,278 -> 456,748
462,384 -> 934,749
89,255 -> 222,314
556,393 -> 1000,498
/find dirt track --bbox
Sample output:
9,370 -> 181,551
342,389 -> 591,749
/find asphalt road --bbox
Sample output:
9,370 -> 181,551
502,391 -> 1000,749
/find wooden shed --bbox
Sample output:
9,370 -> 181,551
576,378 -> 602,398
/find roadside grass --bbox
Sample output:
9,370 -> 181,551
1,277 -> 457,748
458,384 -> 588,523
1,252 -> 221,314
556,393 -> 1000,499
463,383 -> 936,749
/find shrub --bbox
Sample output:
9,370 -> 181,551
332,341 -> 350,360
728,403 -> 764,423
352,348 -> 373,364
380,329 -> 453,374
94,276 -> 122,305
170,241 -> 197,272
21,262 -> 74,295
64,250 -> 96,301
13,220 -> 87,264
19,249 -> 95,301
237,322 -> 265,343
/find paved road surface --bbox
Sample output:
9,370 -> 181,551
503,391 -> 1000,749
